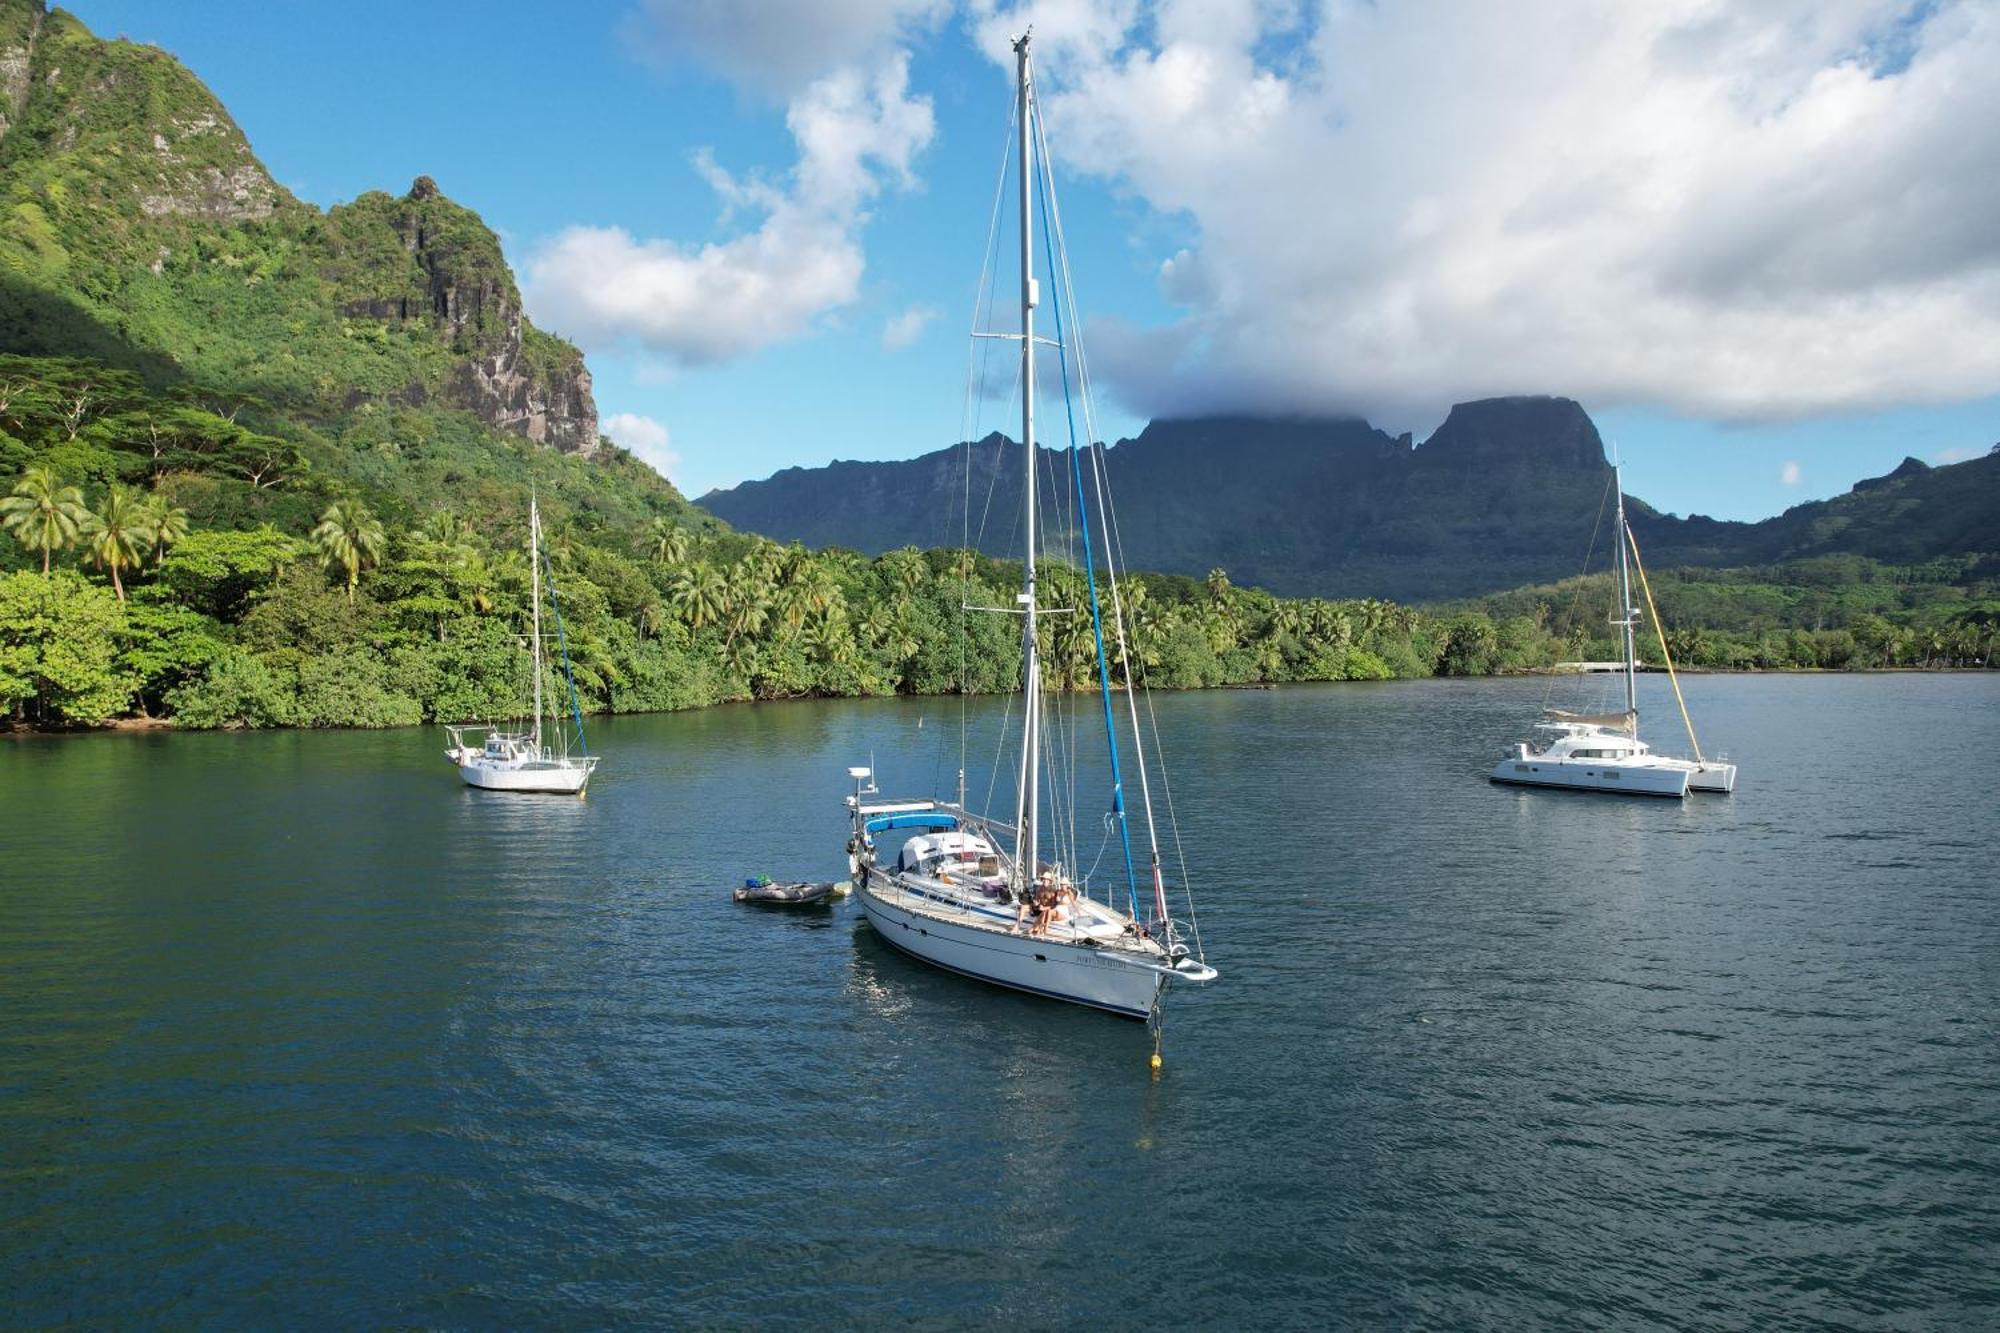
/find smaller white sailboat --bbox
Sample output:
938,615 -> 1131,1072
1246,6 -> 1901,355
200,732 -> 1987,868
445,495 -> 599,795
1491,465 -> 1737,798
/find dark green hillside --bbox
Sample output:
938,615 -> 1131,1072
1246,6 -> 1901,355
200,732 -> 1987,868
698,397 -> 1642,599
701,398 -> 2000,602
1634,451 -> 2000,569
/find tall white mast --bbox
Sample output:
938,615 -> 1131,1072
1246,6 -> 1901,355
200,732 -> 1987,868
1012,32 -> 1040,893
530,494 -> 545,757
1614,462 -> 1638,731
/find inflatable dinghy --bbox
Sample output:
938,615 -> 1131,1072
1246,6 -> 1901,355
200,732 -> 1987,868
733,878 -> 841,905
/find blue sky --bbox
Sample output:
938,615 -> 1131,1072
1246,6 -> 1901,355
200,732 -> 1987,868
68,1 -> 2000,521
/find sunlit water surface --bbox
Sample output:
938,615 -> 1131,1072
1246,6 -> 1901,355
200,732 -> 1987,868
3,674 -> 1996,1326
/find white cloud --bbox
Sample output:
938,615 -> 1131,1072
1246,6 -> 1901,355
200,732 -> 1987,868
604,411 -> 681,481
1781,459 -> 1803,485
970,0 -> 2000,430
524,53 -> 934,367
1930,445 -> 1981,464
882,302 -> 941,349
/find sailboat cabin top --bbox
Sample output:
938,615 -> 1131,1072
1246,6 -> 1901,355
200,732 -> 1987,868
897,830 -> 1002,878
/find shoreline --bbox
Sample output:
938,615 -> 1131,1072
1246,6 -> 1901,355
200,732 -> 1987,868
4,665 -> 1990,740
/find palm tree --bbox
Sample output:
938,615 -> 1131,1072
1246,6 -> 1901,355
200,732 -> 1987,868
421,510 -> 477,558
79,483 -> 155,602
671,561 -> 726,631
773,580 -> 811,634
857,601 -> 895,655
722,561 -> 771,648
1,465 -> 90,573
744,538 -> 783,585
140,493 -> 190,567
644,516 -> 689,569
801,605 -> 857,668
881,547 -> 927,598
311,500 -> 386,602
777,542 -> 811,586
635,595 -> 668,640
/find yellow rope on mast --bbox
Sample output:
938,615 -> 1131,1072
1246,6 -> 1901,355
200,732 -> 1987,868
1623,520 -> 1704,765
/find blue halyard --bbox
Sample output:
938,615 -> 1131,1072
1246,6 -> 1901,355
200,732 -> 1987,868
1036,149 -> 1142,921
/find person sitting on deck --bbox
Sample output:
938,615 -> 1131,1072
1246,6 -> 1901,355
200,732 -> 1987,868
1029,879 -> 1062,938
1012,888 -> 1039,935
1051,884 -> 1078,929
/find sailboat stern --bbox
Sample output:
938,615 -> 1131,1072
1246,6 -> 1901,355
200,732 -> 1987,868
1688,761 -> 1737,794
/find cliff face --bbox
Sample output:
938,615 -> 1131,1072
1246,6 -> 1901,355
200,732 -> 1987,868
0,0 -> 598,457
326,178 -> 598,455
0,2 -> 41,143
0,3 -> 291,232
1416,396 -> 1605,472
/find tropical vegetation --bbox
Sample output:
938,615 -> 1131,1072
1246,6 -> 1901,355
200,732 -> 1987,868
2,356 -> 1994,731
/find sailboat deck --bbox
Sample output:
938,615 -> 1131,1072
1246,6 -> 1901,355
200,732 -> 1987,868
869,869 -> 1154,952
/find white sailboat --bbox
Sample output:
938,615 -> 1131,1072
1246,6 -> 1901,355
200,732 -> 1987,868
843,32 -> 1217,1026
445,496 -> 599,795
1490,465 -> 1736,798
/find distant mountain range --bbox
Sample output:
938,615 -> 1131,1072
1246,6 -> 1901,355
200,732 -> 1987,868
699,397 -> 2000,601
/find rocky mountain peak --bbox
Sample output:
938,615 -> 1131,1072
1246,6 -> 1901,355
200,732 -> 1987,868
3,3 -> 288,225
1417,396 -> 1607,471
0,0 -> 602,461
1853,455 -> 1932,492
326,179 -> 598,455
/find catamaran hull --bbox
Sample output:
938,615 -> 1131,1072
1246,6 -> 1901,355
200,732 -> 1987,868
1684,764 -> 1737,794
1489,757 -> 1689,798
452,756 -> 593,794
856,879 -> 1166,1019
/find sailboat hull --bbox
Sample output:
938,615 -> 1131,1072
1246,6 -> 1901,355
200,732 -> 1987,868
856,876 -> 1166,1019
1489,756 -> 1690,797
452,753 -> 596,794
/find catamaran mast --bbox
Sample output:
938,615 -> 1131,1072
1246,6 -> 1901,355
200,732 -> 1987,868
1614,462 -> 1638,730
530,495 -> 545,758
1012,32 -> 1040,894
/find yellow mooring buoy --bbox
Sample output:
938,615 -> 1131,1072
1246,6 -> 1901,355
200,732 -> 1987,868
1149,1052 -> 1163,1073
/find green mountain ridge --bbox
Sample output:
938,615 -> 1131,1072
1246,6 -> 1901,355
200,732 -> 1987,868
699,398 -> 2000,602
0,0 -> 595,450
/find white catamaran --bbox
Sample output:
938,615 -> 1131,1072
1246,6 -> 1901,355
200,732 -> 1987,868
445,496 -> 599,795
843,32 -> 1217,1027
1490,464 -> 1737,798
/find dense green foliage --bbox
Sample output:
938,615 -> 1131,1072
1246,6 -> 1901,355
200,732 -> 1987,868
1455,554 -> 2000,673
0,364 -> 1454,727
2,350 -> 1992,730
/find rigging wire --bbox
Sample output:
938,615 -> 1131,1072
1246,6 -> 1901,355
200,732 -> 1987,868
1033,79 -> 1201,953
1541,473 -> 1615,717
1034,130 -> 1141,918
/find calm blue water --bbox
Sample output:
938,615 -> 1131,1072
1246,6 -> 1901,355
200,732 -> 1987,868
2,674 -> 1996,1327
